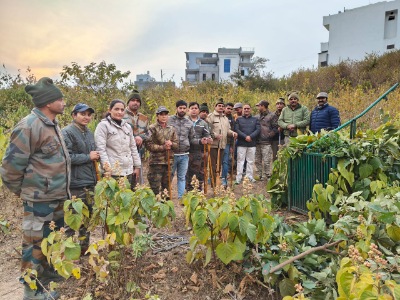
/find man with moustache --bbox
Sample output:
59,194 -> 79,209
309,92 -> 340,134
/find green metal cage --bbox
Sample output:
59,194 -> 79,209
288,153 -> 337,214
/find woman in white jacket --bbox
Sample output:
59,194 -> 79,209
95,99 -> 141,185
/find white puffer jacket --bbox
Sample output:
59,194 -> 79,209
95,116 -> 141,176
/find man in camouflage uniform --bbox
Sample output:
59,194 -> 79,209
123,90 -> 149,186
254,100 -> 278,181
0,77 -> 71,300
186,102 -> 212,191
145,106 -> 178,198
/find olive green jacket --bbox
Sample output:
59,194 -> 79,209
278,104 -> 310,137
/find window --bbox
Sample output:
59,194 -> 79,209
211,74 -> 215,81
389,15 -> 396,21
240,69 -> 245,76
224,59 -> 231,73
387,44 -> 395,49
320,61 -> 328,67
202,74 -> 206,81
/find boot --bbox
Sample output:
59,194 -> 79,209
23,284 -> 60,300
40,268 -> 65,286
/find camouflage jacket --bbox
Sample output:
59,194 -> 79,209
167,115 -> 195,154
189,117 -> 211,152
0,108 -> 71,202
145,122 -> 178,165
123,109 -> 149,140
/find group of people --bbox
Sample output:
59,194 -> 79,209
0,76 -> 340,300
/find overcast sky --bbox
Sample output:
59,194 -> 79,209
0,0 -> 380,84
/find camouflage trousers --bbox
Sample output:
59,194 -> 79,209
69,187 -> 93,251
22,200 -> 64,278
186,150 -> 206,191
255,144 -> 273,178
147,164 -> 170,198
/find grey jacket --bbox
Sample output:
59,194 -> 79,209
167,115 -> 195,154
95,116 -> 141,176
62,122 -> 97,189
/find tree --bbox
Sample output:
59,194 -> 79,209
59,61 -> 135,95
230,56 -> 277,91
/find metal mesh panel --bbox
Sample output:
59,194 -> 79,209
288,153 -> 337,214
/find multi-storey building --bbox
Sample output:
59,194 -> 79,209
319,0 -> 400,67
185,47 -> 254,83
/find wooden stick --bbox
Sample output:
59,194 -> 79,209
268,239 -> 343,274
230,138 -> 236,187
93,160 -> 101,181
167,149 -> 172,200
207,144 -> 215,189
215,147 -> 221,187
203,143 -> 208,194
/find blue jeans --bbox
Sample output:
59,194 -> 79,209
222,144 -> 231,180
172,154 -> 189,199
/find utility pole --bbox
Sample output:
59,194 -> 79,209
161,69 -> 164,82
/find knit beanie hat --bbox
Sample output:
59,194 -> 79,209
25,77 -> 64,108
176,99 -> 187,107
288,92 -> 299,101
199,103 -> 209,113
128,89 -> 141,104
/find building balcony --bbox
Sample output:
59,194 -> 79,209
239,62 -> 254,68
240,47 -> 255,54
320,42 -> 329,52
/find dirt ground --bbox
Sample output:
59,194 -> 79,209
0,173 -> 303,300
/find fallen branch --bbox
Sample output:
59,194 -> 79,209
268,239 -> 343,274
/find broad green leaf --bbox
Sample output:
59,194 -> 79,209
238,217 -> 249,236
279,278 -> 296,297
218,211 -> 229,229
308,234 -> 317,246
120,190 -> 134,207
140,196 -> 155,215
378,212 -> 396,224
64,245 -> 81,260
387,224 -> 400,242
65,213 -> 82,231
369,157 -> 381,170
246,223 -> 257,243
159,203 -> 170,218
189,196 -> 199,211
338,271 -> 355,297
337,159 -> 354,186
215,242 -> 240,264
193,209 -> 207,227
359,163 -> 373,179
228,213 -> 239,231
71,201 -> 83,214
193,224 -> 210,244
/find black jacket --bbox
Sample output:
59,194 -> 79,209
62,122 -> 97,189
234,115 -> 261,147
